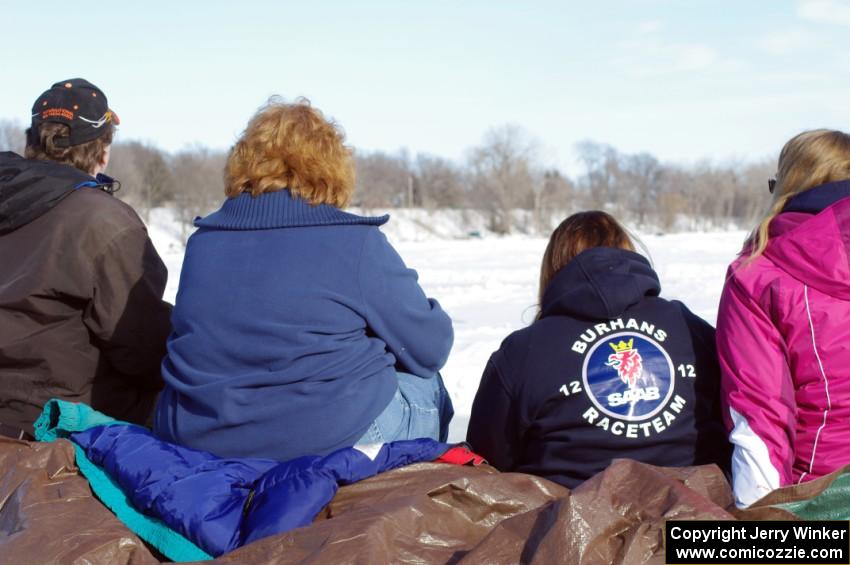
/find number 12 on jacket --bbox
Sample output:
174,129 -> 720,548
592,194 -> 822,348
677,364 -> 696,377
560,381 -> 583,396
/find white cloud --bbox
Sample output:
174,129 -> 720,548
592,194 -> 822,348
636,20 -> 664,35
674,44 -> 718,71
757,28 -> 817,54
628,43 -> 718,78
798,0 -> 850,26
614,24 -> 726,78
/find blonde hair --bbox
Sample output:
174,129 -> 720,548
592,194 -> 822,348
748,129 -> 850,260
225,97 -> 355,207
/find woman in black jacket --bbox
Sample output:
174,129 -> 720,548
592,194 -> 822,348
466,211 -> 729,488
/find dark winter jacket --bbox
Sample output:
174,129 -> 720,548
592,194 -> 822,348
466,247 -> 730,488
154,189 -> 453,461
0,152 -> 171,433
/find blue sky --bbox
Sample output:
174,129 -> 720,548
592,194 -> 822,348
2,0 -> 848,173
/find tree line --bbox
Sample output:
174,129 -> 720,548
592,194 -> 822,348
0,119 -> 773,237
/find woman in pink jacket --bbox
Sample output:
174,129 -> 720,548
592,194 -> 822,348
718,129 -> 850,507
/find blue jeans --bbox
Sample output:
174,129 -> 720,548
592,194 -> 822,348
356,372 -> 454,445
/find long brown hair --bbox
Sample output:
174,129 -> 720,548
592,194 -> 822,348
24,121 -> 114,175
748,129 -> 850,261
538,211 -> 635,309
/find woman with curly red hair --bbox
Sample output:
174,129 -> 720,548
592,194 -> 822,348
155,98 -> 454,461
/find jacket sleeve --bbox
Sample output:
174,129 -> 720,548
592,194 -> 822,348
357,228 -> 453,377
681,305 -> 731,474
466,353 -> 520,470
716,274 -> 795,507
83,225 -> 172,389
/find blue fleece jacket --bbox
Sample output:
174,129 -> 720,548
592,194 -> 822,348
154,189 -> 453,461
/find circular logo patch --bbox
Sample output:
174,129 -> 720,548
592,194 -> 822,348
581,331 -> 674,421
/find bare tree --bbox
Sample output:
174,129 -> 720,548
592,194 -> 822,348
468,125 -> 538,234
736,158 -> 775,226
108,142 -> 175,222
414,154 -> 466,210
170,147 -> 227,242
353,150 -> 411,209
683,162 -> 740,228
619,152 -> 663,226
0,120 -> 24,154
0,115 -> 779,236
533,169 -> 575,233
656,167 -> 691,231
575,140 -> 620,211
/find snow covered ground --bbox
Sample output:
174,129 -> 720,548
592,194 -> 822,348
147,208 -> 747,443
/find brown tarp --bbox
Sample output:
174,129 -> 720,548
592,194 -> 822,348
0,437 -> 836,564
0,437 -> 158,565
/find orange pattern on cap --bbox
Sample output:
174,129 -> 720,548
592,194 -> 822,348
42,108 -> 74,120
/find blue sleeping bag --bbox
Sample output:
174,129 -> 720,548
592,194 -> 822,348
35,399 -> 453,558
71,424 -> 450,556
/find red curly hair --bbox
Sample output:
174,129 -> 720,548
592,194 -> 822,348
225,97 -> 355,207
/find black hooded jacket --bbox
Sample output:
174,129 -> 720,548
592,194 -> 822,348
0,152 -> 172,433
466,247 -> 730,488
0,151 -> 94,234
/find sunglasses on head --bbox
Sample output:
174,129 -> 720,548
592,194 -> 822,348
768,177 -> 777,194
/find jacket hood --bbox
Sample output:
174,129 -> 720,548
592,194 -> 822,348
0,152 -> 94,235
782,179 -> 850,214
764,180 -> 850,300
539,247 -> 660,320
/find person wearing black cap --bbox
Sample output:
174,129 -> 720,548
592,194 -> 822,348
0,78 -> 172,438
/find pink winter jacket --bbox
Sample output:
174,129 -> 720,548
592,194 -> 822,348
718,194 -> 850,507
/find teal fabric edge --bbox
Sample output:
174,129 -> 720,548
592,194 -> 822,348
774,472 -> 850,521
34,399 -> 212,562
33,398 -> 118,442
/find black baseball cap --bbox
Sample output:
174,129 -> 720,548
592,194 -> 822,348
30,78 -> 120,147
